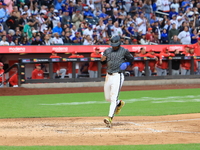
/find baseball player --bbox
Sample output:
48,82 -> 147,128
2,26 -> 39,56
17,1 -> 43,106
50,51 -> 66,79
67,51 -> 84,78
32,64 -> 44,79
148,49 -> 159,74
156,47 -> 175,76
0,62 -> 5,88
101,35 -> 134,128
88,47 -> 102,78
181,45 -> 191,75
9,73 -> 18,87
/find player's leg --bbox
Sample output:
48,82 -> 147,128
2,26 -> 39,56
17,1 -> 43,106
60,69 -> 66,78
109,73 -> 124,117
181,68 -> 186,75
156,67 -> 161,76
88,70 -> 93,78
133,66 -> 139,77
68,73 -> 72,78
94,71 -> 98,78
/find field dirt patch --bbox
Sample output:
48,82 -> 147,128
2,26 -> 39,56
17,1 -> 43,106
0,84 -> 200,146
0,114 -> 199,146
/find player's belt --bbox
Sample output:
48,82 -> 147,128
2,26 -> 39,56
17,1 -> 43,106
107,72 -> 121,75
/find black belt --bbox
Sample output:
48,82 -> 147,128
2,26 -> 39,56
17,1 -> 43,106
108,72 -> 121,75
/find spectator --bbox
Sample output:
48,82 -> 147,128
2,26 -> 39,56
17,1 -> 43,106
52,32 -> 63,45
18,12 -> 28,31
23,21 -> 32,40
142,0 -> 152,22
43,34 -> 51,45
31,64 -> 44,79
178,26 -> 191,44
72,9 -> 83,29
170,14 -> 178,29
170,0 -> 180,13
83,24 -> 93,39
53,22 -> 62,36
38,13 -> 50,33
161,29 -> 169,44
88,47 -> 102,78
105,18 -> 113,37
162,0 -> 171,13
124,0 -> 132,13
0,35 -> 9,45
111,21 -> 123,37
177,11 -> 187,29
93,6 -> 102,17
169,7 -> 178,19
132,38 -> 138,45
6,29 -> 15,43
83,34 -> 93,45
0,2 -> 9,31
19,36 -> 30,45
146,28 -> 153,41
50,50 -> 66,79
140,34 -> 150,45
96,19 -> 106,38
129,2 -> 137,17
181,0 -> 190,11
191,28 -> 199,44
31,35 -> 43,45
99,7 -> 109,25
136,12 -> 147,34
72,32 -> 83,44
169,35 -> 181,44
152,21 -> 161,40
61,10 -> 71,27
10,37 -> 20,45
87,0 -> 95,11
51,9 -> 61,28
168,23 -> 179,40
13,29 -> 22,40
29,13 -> 39,30
75,0 -> 83,13
6,11 -> 19,30
68,1 -> 75,17
54,0 -> 66,11
105,3 -> 113,16
93,0 -> 102,10
63,32 -> 72,45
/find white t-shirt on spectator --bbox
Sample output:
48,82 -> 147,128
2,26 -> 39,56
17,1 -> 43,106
52,37 -> 64,45
124,0 -> 132,12
71,29 -> 77,38
170,3 -> 179,13
170,19 -> 179,29
83,29 -> 93,39
37,16 -> 48,32
177,15 -> 186,27
96,24 -> 106,37
111,26 -> 123,36
136,17 -> 147,34
0,41 -> 9,46
83,39 -> 93,45
162,0 -> 170,12
178,31 -> 191,44
52,17 -> 60,28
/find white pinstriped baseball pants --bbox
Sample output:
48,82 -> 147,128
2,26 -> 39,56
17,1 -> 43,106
104,72 -> 124,118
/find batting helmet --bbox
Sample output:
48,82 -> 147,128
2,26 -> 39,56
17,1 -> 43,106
0,62 -> 3,67
110,35 -> 121,47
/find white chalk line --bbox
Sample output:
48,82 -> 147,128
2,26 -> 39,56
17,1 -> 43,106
39,95 -> 200,105
140,118 -> 200,124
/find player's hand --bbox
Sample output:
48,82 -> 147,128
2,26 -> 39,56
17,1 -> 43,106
101,55 -> 107,61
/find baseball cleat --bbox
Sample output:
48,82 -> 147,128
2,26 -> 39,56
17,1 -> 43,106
115,100 -> 125,115
104,118 -> 112,128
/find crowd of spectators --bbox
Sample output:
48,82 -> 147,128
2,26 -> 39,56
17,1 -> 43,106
0,0 -> 200,46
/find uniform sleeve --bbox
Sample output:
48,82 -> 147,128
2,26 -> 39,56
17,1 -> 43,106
124,49 -> 134,64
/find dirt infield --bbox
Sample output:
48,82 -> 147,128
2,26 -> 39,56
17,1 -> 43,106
0,84 -> 200,146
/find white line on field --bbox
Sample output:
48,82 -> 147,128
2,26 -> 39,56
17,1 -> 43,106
140,118 -> 200,124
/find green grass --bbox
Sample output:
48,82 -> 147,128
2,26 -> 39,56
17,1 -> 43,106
0,88 -> 200,119
0,144 -> 200,150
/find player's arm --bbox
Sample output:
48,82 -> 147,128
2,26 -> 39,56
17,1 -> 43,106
120,49 -> 134,70
101,50 -> 107,64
